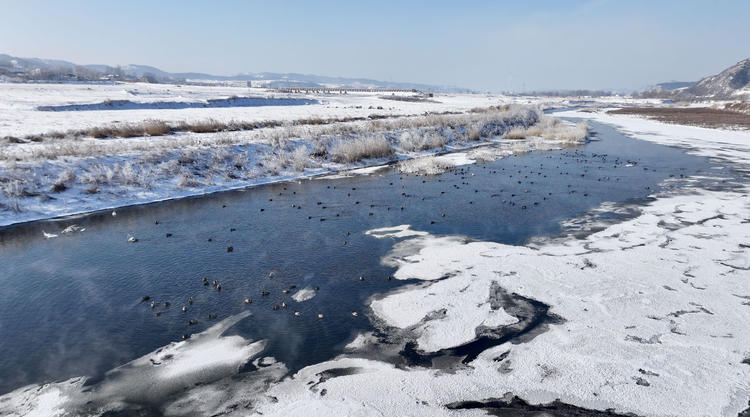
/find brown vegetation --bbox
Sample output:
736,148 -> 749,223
608,107 -> 750,129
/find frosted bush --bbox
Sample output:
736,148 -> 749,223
398,157 -> 455,175
80,164 -> 115,185
55,169 -> 76,185
502,117 -> 588,143
1,178 -> 25,198
465,124 -> 481,141
262,150 -> 290,175
503,127 -> 528,139
330,134 -> 393,163
177,170 -> 201,188
0,105 -> 555,214
399,130 -> 447,152
291,146 -> 313,172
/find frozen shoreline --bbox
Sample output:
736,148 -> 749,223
0,133 -> 579,228
2,100 -> 749,416
245,113 -> 750,417
0,103 -> 595,228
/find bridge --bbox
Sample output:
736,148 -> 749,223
271,87 -> 420,94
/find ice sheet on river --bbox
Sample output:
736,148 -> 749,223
255,185 -> 750,417
0,311 -> 285,416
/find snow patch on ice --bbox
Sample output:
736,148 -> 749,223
0,311 -> 278,416
364,224 -> 429,239
292,287 -> 317,303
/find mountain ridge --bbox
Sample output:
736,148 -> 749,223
640,58 -> 750,100
0,53 -> 467,92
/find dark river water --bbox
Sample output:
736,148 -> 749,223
0,121 -> 714,395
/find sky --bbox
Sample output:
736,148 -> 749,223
1,0 -> 749,92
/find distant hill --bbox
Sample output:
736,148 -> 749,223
639,58 -> 750,100
651,81 -> 696,92
684,58 -> 750,98
0,53 -> 466,92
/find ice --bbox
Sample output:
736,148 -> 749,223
0,311 -> 276,416
364,224 -> 429,239
292,287 -> 317,302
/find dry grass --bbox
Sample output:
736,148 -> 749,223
398,156 -> 455,175
1,106 -> 538,163
464,125 -> 481,141
502,127 -> 529,139
330,134 -> 394,163
724,102 -> 750,114
0,105 -> 551,212
608,107 -> 750,129
503,117 -> 588,143
399,130 -> 448,152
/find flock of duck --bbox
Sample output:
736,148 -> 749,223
138,267 -> 373,340
104,148 -> 665,341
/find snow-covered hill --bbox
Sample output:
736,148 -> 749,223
685,57 -> 750,99
0,53 -> 465,92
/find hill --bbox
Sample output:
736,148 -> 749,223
0,53 -> 465,92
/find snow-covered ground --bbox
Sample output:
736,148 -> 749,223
0,83 -> 595,226
0,83 -> 505,138
2,87 -> 749,416
238,108 -> 750,417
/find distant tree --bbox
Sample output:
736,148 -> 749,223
140,72 -> 158,83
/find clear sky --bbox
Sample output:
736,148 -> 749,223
1,0 -> 748,92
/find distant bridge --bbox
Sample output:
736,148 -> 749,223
271,87 -> 421,94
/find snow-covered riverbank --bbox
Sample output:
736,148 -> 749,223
2,89 -> 749,416
3,112 -> 748,416
0,84 -> 594,227
237,111 -> 750,417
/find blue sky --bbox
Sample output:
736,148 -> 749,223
1,0 -> 748,91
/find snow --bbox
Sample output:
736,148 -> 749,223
0,311 -> 283,416
555,108 -> 750,170
0,82 -> 508,138
1,84 -> 548,226
292,287 -> 317,302
364,224 -> 429,240
253,190 -> 750,416
3,94 -> 750,416
247,106 -> 750,417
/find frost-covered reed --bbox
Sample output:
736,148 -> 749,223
330,134 -> 394,163
398,156 -> 456,175
503,116 -> 589,142
0,105 -> 565,214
